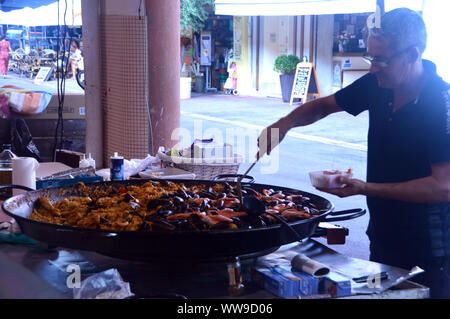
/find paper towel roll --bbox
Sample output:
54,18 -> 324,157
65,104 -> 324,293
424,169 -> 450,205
291,253 -> 330,277
12,157 -> 39,195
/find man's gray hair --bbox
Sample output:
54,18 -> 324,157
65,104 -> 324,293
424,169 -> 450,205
373,7 -> 427,54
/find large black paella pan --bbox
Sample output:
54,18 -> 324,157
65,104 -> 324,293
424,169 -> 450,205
1,178 -> 365,260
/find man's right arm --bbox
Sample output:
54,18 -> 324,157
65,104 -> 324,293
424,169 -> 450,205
284,94 -> 343,128
259,94 -> 343,156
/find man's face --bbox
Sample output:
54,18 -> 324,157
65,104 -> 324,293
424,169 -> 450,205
366,35 -> 410,89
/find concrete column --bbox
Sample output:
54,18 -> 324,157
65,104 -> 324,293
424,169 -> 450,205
316,15 -> 334,96
146,0 -> 180,155
81,0 -> 103,167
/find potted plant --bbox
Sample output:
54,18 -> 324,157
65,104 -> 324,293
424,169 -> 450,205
274,54 -> 301,102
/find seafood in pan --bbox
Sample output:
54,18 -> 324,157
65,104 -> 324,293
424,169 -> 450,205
29,181 -> 323,232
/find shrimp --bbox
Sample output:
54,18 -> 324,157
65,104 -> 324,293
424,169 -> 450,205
281,209 -> 311,222
222,197 -> 240,208
198,213 -> 233,227
217,209 -> 247,219
167,213 -> 194,221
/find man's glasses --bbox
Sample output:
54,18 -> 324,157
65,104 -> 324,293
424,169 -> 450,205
363,46 -> 412,68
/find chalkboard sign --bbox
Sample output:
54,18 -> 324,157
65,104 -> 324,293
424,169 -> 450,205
290,62 -> 320,105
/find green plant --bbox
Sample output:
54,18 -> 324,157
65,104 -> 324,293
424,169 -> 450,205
180,0 -> 215,36
273,55 -> 301,74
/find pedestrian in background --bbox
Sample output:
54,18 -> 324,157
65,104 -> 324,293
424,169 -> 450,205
68,39 -> 83,80
0,35 -> 13,79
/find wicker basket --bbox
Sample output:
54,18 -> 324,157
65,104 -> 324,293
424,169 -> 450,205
157,149 -> 243,180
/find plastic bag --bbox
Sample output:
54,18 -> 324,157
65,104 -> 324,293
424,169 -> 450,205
11,119 -> 41,161
0,85 -> 52,115
73,269 -> 134,299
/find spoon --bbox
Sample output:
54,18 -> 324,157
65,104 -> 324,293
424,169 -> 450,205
242,196 -> 303,242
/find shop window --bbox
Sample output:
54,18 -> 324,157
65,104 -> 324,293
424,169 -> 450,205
333,13 -> 371,54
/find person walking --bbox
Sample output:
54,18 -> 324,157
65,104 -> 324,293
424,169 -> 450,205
0,35 -> 13,79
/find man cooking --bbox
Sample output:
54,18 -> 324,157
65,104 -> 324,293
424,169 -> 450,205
258,8 -> 450,298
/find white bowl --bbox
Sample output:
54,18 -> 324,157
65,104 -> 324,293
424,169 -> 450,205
309,169 -> 353,188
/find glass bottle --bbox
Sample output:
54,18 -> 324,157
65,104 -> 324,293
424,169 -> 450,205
0,144 -> 17,197
227,257 -> 245,297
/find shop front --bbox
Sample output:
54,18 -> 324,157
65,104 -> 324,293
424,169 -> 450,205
214,0 -> 429,100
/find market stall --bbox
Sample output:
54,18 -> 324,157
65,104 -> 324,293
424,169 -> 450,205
0,219 -> 428,299
0,163 -> 428,299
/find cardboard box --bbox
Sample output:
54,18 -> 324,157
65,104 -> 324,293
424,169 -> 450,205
251,265 -> 319,298
252,267 -> 295,297
16,94 -> 85,120
320,271 -> 352,297
55,150 -> 85,168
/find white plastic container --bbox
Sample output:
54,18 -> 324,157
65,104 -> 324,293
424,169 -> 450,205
12,157 -> 39,195
138,167 -> 195,180
309,169 -> 353,188
183,142 -> 233,159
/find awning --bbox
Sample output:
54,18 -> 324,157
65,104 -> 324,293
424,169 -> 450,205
215,0 -> 377,16
0,0 -> 82,26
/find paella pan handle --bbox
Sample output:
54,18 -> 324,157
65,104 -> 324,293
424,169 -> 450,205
0,185 -> 35,200
322,208 -> 366,222
213,174 -> 255,184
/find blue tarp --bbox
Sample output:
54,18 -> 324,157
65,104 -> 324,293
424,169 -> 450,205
0,0 -> 57,12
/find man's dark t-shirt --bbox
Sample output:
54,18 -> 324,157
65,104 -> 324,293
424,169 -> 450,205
334,60 -> 450,259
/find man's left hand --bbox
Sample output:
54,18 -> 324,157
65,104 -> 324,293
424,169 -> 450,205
316,176 -> 366,198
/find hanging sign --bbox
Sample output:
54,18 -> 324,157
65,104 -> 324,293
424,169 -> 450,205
290,62 -> 321,105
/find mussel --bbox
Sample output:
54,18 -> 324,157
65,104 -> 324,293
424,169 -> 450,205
173,196 -> 185,206
189,213 -> 207,230
123,193 -> 136,202
151,219 -> 176,231
147,198 -> 173,210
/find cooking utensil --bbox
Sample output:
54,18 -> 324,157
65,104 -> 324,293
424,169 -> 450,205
242,196 -> 302,241
237,154 -> 260,208
1,180 -> 365,261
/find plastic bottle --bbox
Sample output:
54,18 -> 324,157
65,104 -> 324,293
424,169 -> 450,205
0,144 -> 17,197
79,154 -> 90,168
110,152 -> 124,181
87,153 -> 96,170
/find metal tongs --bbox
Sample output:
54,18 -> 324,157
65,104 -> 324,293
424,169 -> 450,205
237,152 -> 260,208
